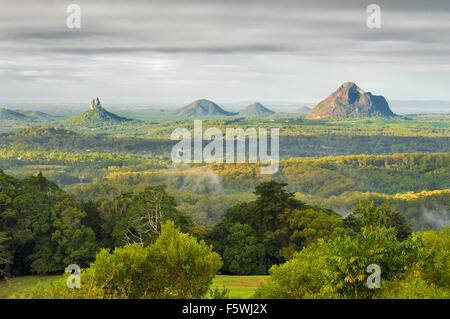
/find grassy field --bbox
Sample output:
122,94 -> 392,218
0,276 -> 60,299
210,275 -> 268,299
0,275 -> 268,299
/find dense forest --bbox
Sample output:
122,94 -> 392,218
58,152 -> 447,228
0,126 -> 448,229
1,172 -> 448,299
0,169 -> 192,278
0,115 -> 448,299
2,126 -> 449,157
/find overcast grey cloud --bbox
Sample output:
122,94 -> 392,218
0,0 -> 449,106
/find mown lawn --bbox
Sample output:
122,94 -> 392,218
0,275 -> 60,299
0,275 -> 268,299
210,275 -> 268,299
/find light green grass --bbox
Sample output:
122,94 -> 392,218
0,275 -> 60,299
210,275 -> 268,299
1,274 -> 268,299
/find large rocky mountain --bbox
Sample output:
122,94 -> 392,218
172,99 -> 236,117
306,82 -> 395,119
66,98 -> 131,126
238,102 -> 275,117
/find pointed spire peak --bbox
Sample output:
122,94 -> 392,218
90,97 -> 102,110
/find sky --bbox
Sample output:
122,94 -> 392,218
0,0 -> 450,107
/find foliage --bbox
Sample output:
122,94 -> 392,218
145,221 -> 222,298
209,286 -> 230,299
0,232 -> 11,276
419,227 -> 450,288
0,170 -> 98,278
299,189 -> 449,231
1,130 -> 448,228
255,201 -> 438,299
254,240 -> 331,298
387,211 -> 413,241
26,221 -> 222,299
0,169 -> 191,279
1,113 -> 448,299
222,223 -> 265,275
326,202 -> 425,299
326,228 -> 425,299
29,194 -> 98,274
343,201 -> 414,240
281,208 -> 345,258
207,181 -> 308,274
381,274 -> 450,299
98,186 -> 192,247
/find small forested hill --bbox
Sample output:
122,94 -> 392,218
307,82 -> 395,119
0,127 -> 172,153
172,99 -> 236,117
65,98 -> 131,127
297,106 -> 311,115
0,108 -> 28,121
238,102 -> 275,117
17,110 -> 54,120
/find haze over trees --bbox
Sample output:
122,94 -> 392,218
0,88 -> 448,299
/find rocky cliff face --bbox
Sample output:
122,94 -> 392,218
306,82 -> 395,119
90,97 -> 102,110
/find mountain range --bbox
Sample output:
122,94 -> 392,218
172,99 -> 278,118
5,83 -> 442,126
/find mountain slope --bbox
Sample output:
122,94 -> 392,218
0,108 -> 29,121
172,99 -> 236,117
238,102 -> 275,117
65,98 -> 131,126
16,110 -> 54,120
306,82 -> 395,119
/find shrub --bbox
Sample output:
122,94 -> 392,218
254,240 -> 331,298
25,221 -> 222,299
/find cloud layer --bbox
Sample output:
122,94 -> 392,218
0,0 -> 449,105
